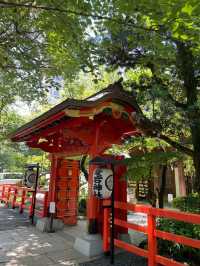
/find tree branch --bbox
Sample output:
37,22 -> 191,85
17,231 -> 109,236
0,1 -> 163,34
158,134 -> 194,157
146,62 -> 188,110
132,109 -> 194,157
166,92 -> 188,109
0,1 -> 118,20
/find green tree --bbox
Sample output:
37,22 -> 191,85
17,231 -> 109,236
111,137 -> 183,207
88,0 -> 200,192
61,68 -> 120,99
1,1 -> 200,191
0,0 -> 90,114
0,107 -> 49,173
74,0 -> 200,192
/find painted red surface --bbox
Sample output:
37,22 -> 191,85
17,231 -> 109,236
25,114 -> 136,156
103,200 -> 200,266
10,98 -> 138,233
47,156 -> 80,225
86,155 -> 128,235
0,184 -> 48,218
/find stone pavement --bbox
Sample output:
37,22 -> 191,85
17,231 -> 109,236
0,206 -> 30,231
0,206 -> 90,266
79,252 -> 147,266
0,226 -> 91,266
0,205 -> 147,266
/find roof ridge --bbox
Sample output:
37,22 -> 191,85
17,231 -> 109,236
86,78 -> 123,100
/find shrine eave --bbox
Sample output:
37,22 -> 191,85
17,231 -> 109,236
10,82 -> 136,140
10,81 -> 141,154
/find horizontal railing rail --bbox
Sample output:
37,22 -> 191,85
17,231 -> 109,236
103,200 -> 200,266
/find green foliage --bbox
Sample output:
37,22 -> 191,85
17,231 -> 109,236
0,109 -> 25,140
124,150 -> 181,181
113,136 -> 183,180
1,1 -> 200,189
39,175 -> 48,187
184,157 -> 195,177
157,218 -> 200,266
61,68 -> 120,100
0,1 -> 92,112
173,193 -> 200,214
0,108 -> 50,173
157,194 -> 200,265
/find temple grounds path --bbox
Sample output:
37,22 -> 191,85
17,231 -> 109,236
0,205 -> 89,266
0,205 -> 147,266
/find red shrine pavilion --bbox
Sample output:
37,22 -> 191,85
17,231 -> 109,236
10,80 -> 142,234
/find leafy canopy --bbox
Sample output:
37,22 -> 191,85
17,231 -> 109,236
1,1 -> 200,188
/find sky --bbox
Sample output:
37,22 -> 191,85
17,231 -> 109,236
12,87 -> 61,118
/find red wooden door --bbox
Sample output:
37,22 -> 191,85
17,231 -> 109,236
56,159 -> 79,225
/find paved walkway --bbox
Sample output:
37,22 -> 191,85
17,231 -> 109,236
0,205 -> 147,266
80,252 -> 147,266
0,206 -> 89,266
0,206 -> 30,231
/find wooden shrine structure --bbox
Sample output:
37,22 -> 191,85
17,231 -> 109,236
10,80 -> 142,234
9,80 -> 200,264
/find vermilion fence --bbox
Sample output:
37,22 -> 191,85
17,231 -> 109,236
103,200 -> 200,266
0,184 -> 48,218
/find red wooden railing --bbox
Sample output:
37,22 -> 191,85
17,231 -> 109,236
103,200 -> 200,266
0,184 -> 48,218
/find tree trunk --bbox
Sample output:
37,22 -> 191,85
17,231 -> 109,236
193,149 -> 200,193
176,42 -> 200,193
158,165 -> 167,208
189,110 -> 200,193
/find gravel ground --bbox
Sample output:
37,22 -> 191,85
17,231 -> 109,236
79,251 -> 147,266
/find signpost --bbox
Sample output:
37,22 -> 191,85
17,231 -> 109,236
48,201 -> 56,233
24,163 -> 40,225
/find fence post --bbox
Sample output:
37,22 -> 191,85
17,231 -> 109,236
148,207 -> 157,266
12,187 -> 17,209
29,191 -> 34,217
6,186 -> 11,207
103,207 -> 110,253
1,185 -> 5,200
19,189 -> 26,213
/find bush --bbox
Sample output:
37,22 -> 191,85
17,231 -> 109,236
173,193 -> 200,214
157,194 -> 200,266
157,219 -> 200,265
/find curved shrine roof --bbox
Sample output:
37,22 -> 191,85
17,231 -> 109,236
10,80 -> 142,156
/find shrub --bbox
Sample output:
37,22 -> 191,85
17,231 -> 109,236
157,194 -> 200,266
173,193 -> 200,214
157,219 -> 200,265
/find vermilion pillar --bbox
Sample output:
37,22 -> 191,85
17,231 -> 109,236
87,164 -> 100,234
48,154 -> 58,203
114,158 -> 128,236
87,122 -> 104,234
87,155 -> 128,235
